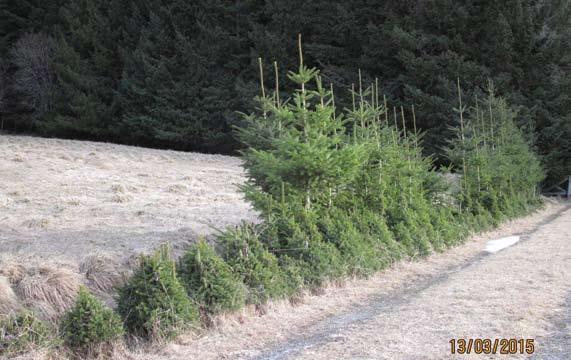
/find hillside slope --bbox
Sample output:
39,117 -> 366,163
0,135 -> 257,263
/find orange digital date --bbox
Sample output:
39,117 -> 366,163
450,338 -> 534,355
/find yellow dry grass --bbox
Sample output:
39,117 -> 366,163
80,252 -> 130,294
14,266 -> 81,320
0,276 -> 21,315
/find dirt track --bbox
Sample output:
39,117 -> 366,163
134,201 -> 570,360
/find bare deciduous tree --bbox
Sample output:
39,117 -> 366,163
11,33 -> 56,121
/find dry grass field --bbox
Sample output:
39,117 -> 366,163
0,134 -> 256,317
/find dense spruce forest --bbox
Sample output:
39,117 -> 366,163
0,0 -> 569,183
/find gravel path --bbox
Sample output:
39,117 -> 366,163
136,201 -> 569,360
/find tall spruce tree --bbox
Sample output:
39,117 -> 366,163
49,0 -> 129,138
118,3 -> 202,149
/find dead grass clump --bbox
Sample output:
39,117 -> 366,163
0,263 -> 26,284
167,184 -> 188,193
91,160 -> 113,170
66,198 -> 81,206
15,267 -> 81,317
21,300 -> 59,323
22,219 -> 49,229
0,276 -> 21,315
80,253 -> 129,294
12,154 -> 25,162
111,184 -> 127,193
111,194 -> 133,203
0,195 -> 13,207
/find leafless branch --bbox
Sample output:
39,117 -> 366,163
11,33 -> 56,120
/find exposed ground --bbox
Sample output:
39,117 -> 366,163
2,135 -> 569,359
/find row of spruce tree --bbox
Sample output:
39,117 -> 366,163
0,40 -> 546,358
0,0 -> 569,182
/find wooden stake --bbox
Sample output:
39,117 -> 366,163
375,78 -> 380,120
457,78 -> 468,197
411,105 -> 418,148
383,95 -> 388,125
400,106 -> 407,141
258,57 -> 266,119
457,78 -> 465,141
351,83 -> 356,111
358,69 -> 364,109
330,83 -> 336,121
274,61 -> 280,107
258,57 -> 265,99
297,33 -> 303,69
488,82 -> 495,149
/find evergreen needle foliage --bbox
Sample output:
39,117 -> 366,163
228,40 -> 543,300
60,287 -> 123,351
447,82 -> 544,220
116,245 -> 199,340
219,223 -> 292,304
178,240 -> 246,314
